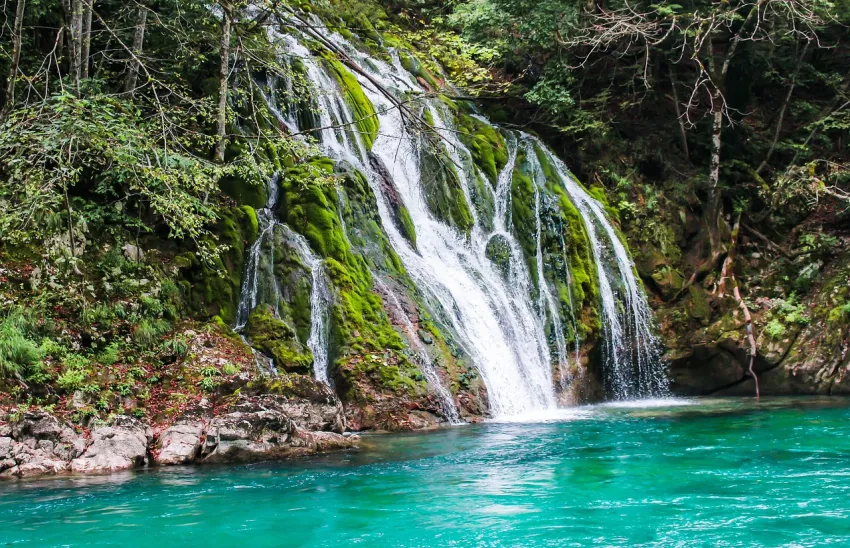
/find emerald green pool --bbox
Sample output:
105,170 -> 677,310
3,398 -> 850,546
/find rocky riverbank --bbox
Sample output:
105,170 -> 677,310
0,385 -> 357,479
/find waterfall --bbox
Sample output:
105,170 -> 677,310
233,174 -> 333,385
323,41 -> 555,416
528,141 -> 668,399
245,17 -> 668,414
531,158 -> 571,386
375,278 -> 462,423
235,174 -> 282,331
279,227 -> 333,385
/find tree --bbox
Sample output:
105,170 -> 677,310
216,0 -> 233,163
2,0 -> 26,119
124,0 -> 148,94
562,0 -> 829,259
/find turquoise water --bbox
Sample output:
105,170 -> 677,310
3,398 -> 850,547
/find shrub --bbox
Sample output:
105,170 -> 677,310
132,318 -> 171,348
0,310 -> 43,379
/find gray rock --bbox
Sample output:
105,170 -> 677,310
201,403 -> 297,464
0,437 -> 12,459
156,421 -> 205,465
70,416 -> 150,474
122,243 -> 145,262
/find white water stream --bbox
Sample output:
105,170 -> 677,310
236,16 -> 667,415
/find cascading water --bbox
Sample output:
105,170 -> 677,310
375,278 -> 462,423
527,140 -> 668,399
338,52 -> 557,416
280,228 -> 333,385
247,15 -> 668,414
236,174 -> 282,331
528,143 -> 571,386
233,174 -> 333,384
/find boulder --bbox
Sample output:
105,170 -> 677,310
122,243 -> 145,262
70,416 -> 150,474
0,412 -> 86,478
246,376 -> 347,433
200,396 -> 356,464
155,421 -> 205,465
201,401 -> 297,464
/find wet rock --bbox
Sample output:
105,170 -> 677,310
417,329 -> 434,345
0,412 -> 85,478
70,416 -> 150,474
155,421 -> 205,465
246,375 -> 347,432
200,400 -> 297,464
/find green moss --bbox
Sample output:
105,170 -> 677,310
219,176 -> 267,210
186,205 -> 259,324
485,234 -> 512,279
338,168 -> 407,275
244,305 -> 312,374
397,205 -> 417,249
533,145 -> 601,340
456,112 -> 508,186
688,285 -> 712,325
419,142 -> 474,234
277,158 -> 424,396
398,51 -> 441,90
240,205 -> 259,243
509,154 -> 540,291
588,185 -> 621,223
323,57 -> 379,150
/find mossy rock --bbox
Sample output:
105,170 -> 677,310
244,305 -> 313,374
277,158 -> 422,395
485,234 -> 512,279
532,144 -> 602,341
398,50 -> 441,90
651,267 -> 685,301
419,142 -> 474,235
688,285 -> 712,325
184,205 -> 259,324
246,372 -> 336,403
456,112 -> 508,185
397,205 -> 417,249
323,57 -> 379,150
510,152 -> 540,292
218,176 -> 268,210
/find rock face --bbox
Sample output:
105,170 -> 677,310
0,412 -> 86,478
156,420 -> 205,465
70,416 -> 151,473
155,390 -> 355,466
661,251 -> 850,397
1,378 -> 358,480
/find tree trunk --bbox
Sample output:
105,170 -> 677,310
669,69 -> 689,160
124,1 -> 147,94
2,0 -> 26,119
216,1 -> 233,163
703,0 -> 765,256
61,0 -> 79,93
71,0 -> 83,91
706,40 -> 725,257
81,0 -> 94,79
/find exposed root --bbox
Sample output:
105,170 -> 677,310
718,214 -> 760,399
